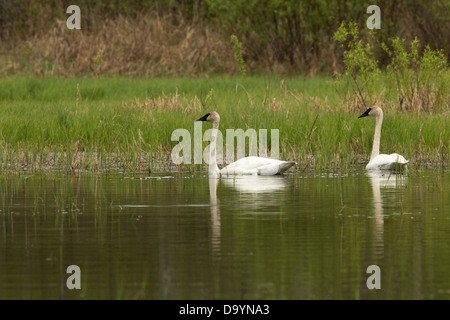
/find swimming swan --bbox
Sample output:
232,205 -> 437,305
196,111 -> 296,177
358,106 -> 408,170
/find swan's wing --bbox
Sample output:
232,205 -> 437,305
220,156 -> 294,175
222,156 -> 283,171
258,161 -> 296,175
389,153 -> 408,164
366,154 -> 408,170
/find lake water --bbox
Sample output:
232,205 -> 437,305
0,169 -> 449,300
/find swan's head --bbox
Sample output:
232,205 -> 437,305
196,111 -> 220,124
358,106 -> 382,118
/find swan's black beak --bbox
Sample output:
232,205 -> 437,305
358,108 -> 371,118
196,113 -> 210,122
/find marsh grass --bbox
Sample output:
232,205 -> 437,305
0,75 -> 447,173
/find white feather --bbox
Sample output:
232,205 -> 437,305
219,156 -> 294,176
366,153 -> 409,170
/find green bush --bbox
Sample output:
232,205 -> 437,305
1,0 -> 449,75
382,37 -> 449,112
335,22 -> 449,113
334,22 -> 380,109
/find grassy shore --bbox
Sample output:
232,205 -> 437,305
0,75 -> 448,173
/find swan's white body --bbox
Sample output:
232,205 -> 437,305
197,112 -> 295,177
365,153 -> 408,170
359,107 -> 408,170
219,156 -> 295,176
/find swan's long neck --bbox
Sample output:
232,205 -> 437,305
209,121 -> 221,177
371,111 -> 383,161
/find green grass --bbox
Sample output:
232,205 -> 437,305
0,75 -> 447,173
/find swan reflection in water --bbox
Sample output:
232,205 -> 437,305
222,175 -> 291,212
366,170 -> 408,253
209,177 -> 221,258
208,175 -> 290,258
221,175 -> 290,193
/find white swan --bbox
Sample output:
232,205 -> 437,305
196,111 -> 296,177
358,106 -> 408,170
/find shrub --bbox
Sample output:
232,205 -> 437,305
335,22 -> 449,113
382,37 -> 449,112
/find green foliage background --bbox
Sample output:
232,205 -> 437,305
1,0 -> 449,74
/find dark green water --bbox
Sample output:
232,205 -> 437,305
0,170 -> 449,300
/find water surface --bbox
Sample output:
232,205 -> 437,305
0,170 -> 449,299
